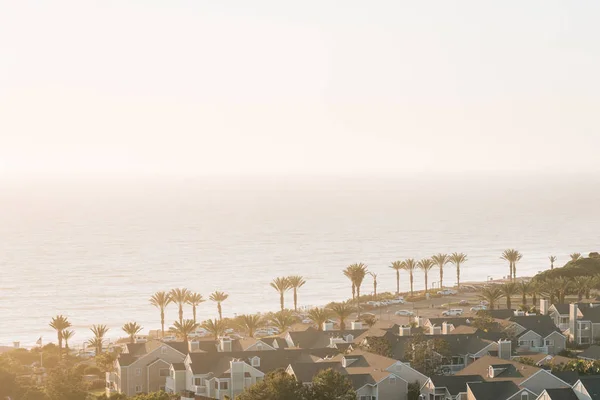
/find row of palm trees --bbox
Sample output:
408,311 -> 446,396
269,275 -> 306,311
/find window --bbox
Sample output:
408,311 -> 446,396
545,339 -> 552,346
135,368 -> 141,376
161,346 -> 168,354
135,385 -> 142,393
581,337 -> 591,344
220,381 -> 229,390
251,357 -> 260,367
256,343 -> 263,350
359,396 -> 375,400
159,368 -> 170,377
256,376 -> 263,383
518,341 -> 527,346
521,392 -> 529,400
390,376 -> 397,384
194,377 -> 206,387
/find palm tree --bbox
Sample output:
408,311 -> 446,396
573,277 -> 590,301
329,303 -> 353,331
186,292 -> 205,323
390,261 -> 404,294
270,277 -> 291,311
209,291 -> 229,320
530,281 -> 540,306
478,286 -> 503,310
570,253 -> 582,262
501,282 -> 518,310
89,325 -> 109,355
431,253 -> 450,289
49,315 -> 71,356
287,276 -> 306,312
170,288 -> 191,324
369,272 -> 378,297
403,259 -> 418,296
122,322 -> 143,344
501,249 -> 522,281
307,308 -> 332,331
344,263 -> 368,316
237,314 -> 265,337
150,291 -> 172,338
417,258 -> 435,294
549,256 -> 557,270
556,277 -> 571,304
170,319 -> 199,343
540,278 -> 560,304
449,253 -> 467,289
517,280 -> 532,306
270,311 -> 296,333
62,329 -> 74,350
86,337 -> 104,356
201,318 -> 227,340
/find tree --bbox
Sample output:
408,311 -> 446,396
369,272 -> 378,297
169,288 -> 191,324
287,275 -> 306,312
89,325 -> 109,355
201,318 -> 228,340
49,315 -> 71,356
405,334 -> 451,375
432,253 -> 450,289
472,311 -> 497,332
329,302 -> 352,331
530,281 -> 541,307
62,329 -> 75,350
308,368 -> 357,400
270,277 -> 291,311
150,291 -> 172,338
501,249 -> 522,281
555,277 -> 572,304
307,308 -> 332,331
449,253 -> 467,289
87,337 -> 104,357
361,314 -> 377,328
45,367 -> 88,400
549,255 -> 557,270
570,253 -> 582,261
238,314 -> 265,337
129,392 -> 179,400
343,263 -> 368,316
270,311 -> 296,333
517,281 -> 532,306
390,260 -> 404,294
408,381 -> 421,400
361,336 -> 392,357
573,276 -> 590,301
478,286 -> 503,309
417,258 -> 435,293
0,367 -> 17,400
540,278 -> 560,304
236,369 -> 306,400
403,259 -> 418,296
169,319 -> 199,343
501,282 -> 518,310
122,322 -> 143,343
210,291 -> 229,320
95,351 -> 117,373
186,292 -> 205,323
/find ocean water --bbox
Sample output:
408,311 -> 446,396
1,174 -> 599,347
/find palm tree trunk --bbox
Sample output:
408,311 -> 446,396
457,264 -> 460,289
351,284 -> 355,300
356,287 -> 361,318
58,333 -> 63,356
396,270 -> 400,294
410,273 -> 414,296
218,303 -> 223,320
293,289 -> 298,311
532,292 -> 537,307
522,293 -> 527,305
439,268 -> 443,289
579,292 -> 583,301
280,292 -> 284,311
130,335 -> 134,344
193,306 -> 197,323
160,309 -> 165,338
506,296 -> 511,310
373,281 -> 377,297
178,305 -> 183,324
424,271 -> 428,294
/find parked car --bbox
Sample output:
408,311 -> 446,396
441,309 -> 463,316
438,289 -> 458,295
302,318 -> 313,324
395,310 -> 414,316
459,300 -> 469,305
470,305 -> 487,312
480,300 -> 489,306
389,299 -> 406,304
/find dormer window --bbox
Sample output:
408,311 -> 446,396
521,392 -> 528,400
345,334 -> 354,342
161,346 -> 167,355
251,356 -> 260,367
257,343 -> 263,350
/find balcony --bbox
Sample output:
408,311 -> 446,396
193,385 -> 207,395
165,377 -> 175,392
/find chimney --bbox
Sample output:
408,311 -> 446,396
429,325 -> 441,335
219,337 -> 232,352
498,339 -> 512,360
230,359 -> 245,398
351,320 -> 363,330
189,341 -> 200,352
322,322 -> 334,331
342,356 -> 358,368
569,303 -> 578,343
399,325 -> 411,336
539,299 -> 549,315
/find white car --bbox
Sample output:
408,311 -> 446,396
389,299 -> 406,305
438,289 -> 458,296
441,309 -> 463,316
470,305 -> 487,312
302,318 -> 313,324
395,310 -> 414,316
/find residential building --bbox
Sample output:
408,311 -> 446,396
572,376 -> 600,400
535,388 -> 579,400
466,381 -> 536,400
505,315 -> 566,355
421,375 -> 484,400
579,345 -> 600,361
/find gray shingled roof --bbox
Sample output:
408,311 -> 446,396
579,345 -> 600,360
287,327 -> 367,349
288,362 -> 346,383
579,376 -> 600,399
551,371 -> 580,386
544,388 -> 580,400
509,315 -> 561,338
467,381 -> 520,400
386,334 -> 495,361
429,375 -> 484,395
172,362 -> 186,371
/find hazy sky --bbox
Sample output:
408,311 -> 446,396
1,1 -> 599,177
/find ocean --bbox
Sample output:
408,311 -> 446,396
1,174 -> 598,347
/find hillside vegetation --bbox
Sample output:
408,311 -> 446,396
534,253 -> 600,281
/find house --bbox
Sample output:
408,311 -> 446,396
466,381 -> 536,400
456,356 -> 571,395
535,388 -> 580,400
420,375 -> 484,400
546,303 -> 571,332
579,345 -> 600,361
106,340 -> 190,396
166,347 -> 339,399
572,376 -> 600,400
284,326 -> 370,349
505,316 -> 566,355
566,303 -> 600,346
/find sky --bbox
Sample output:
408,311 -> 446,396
1,1 -> 599,177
